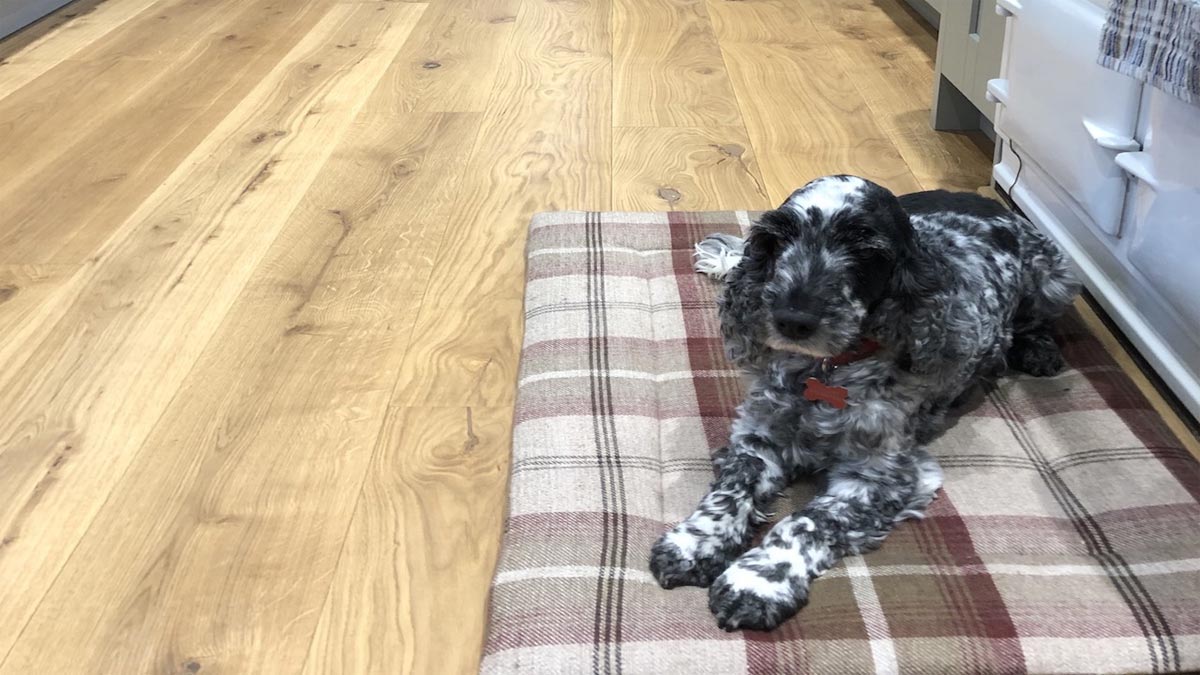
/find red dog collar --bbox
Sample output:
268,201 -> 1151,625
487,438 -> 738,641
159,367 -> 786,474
803,338 -> 883,409
826,338 -> 882,368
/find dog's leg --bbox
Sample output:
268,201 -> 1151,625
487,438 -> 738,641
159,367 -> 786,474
1008,328 -> 1064,376
708,449 -> 943,631
650,447 -> 786,589
1009,228 -> 1078,376
693,233 -> 745,280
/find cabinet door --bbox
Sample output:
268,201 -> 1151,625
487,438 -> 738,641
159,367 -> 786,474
938,1 -> 972,93
938,0 -> 1006,120
969,1 -> 1006,112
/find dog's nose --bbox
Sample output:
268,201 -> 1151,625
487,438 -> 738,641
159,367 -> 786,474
773,310 -> 819,340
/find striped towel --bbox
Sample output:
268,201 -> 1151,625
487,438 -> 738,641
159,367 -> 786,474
1099,0 -> 1200,105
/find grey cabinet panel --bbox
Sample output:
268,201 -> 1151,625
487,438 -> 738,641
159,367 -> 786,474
904,0 -> 943,26
1,0 -> 76,39
932,0 -> 1006,129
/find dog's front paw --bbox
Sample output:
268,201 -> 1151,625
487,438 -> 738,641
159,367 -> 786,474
1009,334 -> 1066,377
707,550 -> 808,631
1016,348 -> 1065,377
649,528 -> 740,589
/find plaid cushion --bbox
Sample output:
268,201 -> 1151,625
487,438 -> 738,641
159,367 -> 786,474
482,211 -> 1200,674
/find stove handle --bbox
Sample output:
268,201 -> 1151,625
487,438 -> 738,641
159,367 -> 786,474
1083,119 -> 1141,153
996,0 -> 1022,17
1115,152 -> 1160,192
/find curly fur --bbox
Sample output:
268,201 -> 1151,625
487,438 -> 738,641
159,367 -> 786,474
650,176 -> 1080,631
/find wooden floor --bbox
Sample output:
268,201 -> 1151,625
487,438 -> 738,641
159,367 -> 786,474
2,0 -> 1193,673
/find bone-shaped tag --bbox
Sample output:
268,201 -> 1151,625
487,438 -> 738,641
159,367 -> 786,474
804,377 -> 849,409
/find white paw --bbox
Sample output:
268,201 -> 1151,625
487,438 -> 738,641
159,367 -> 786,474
649,525 -> 742,589
693,233 -> 744,280
708,547 -> 808,631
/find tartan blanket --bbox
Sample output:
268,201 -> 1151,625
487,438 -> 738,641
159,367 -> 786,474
482,211 -> 1200,674
1099,0 -> 1200,105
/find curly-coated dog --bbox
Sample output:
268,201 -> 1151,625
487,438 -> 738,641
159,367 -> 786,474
649,175 -> 1080,631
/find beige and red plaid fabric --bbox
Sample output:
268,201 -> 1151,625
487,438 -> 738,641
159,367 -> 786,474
482,211 -> 1200,674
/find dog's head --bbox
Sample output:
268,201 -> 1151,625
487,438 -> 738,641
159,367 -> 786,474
723,175 -> 930,361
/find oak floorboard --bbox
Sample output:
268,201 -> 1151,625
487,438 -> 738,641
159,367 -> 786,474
799,0 -> 930,44
0,0 -> 331,263
613,126 -> 770,211
360,0 -> 522,114
389,0 -> 612,408
721,41 -> 921,202
705,0 -> 820,44
1,109 -> 476,675
0,0 -> 303,201
613,0 -> 742,127
0,4 -> 426,663
0,0 -> 162,98
302,405 -> 512,675
0,264 -> 77,344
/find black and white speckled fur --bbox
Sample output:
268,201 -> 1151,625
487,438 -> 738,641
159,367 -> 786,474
650,176 -> 1079,631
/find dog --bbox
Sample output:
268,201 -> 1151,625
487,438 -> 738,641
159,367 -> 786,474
649,175 -> 1080,631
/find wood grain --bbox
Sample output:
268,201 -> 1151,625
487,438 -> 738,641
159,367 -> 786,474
0,0 -> 330,263
303,405 -> 512,675
0,57 -> 164,204
0,265 -> 76,343
832,37 -> 992,191
362,0 -> 522,113
721,41 -> 921,202
0,0 -> 161,98
705,0 -> 820,44
613,0 -> 742,127
0,3 -> 426,662
613,126 -> 770,211
389,0 -> 612,407
0,109 -> 483,674
0,0 -> 288,196
800,0 -> 929,43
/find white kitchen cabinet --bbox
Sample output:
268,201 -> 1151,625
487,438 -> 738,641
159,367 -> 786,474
991,0 -> 1200,418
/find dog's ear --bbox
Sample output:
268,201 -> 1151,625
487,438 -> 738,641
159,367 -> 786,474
737,208 -> 800,280
866,203 -> 966,377
719,249 -> 768,369
892,252 -> 940,305
881,202 -> 939,308
717,210 -> 797,370
835,208 -> 905,306
835,200 -> 936,312
736,230 -> 778,281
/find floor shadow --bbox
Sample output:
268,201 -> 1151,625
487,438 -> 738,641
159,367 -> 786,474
877,0 -> 939,61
